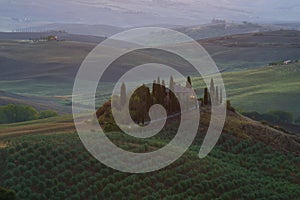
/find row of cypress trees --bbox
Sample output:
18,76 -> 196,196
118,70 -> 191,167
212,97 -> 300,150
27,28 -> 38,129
119,76 -> 223,124
203,78 -> 223,106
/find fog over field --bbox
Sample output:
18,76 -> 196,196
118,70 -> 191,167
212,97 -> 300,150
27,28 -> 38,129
1,0 -> 300,30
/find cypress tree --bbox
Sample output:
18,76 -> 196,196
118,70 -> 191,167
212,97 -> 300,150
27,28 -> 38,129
161,80 -> 166,105
155,77 -> 164,104
145,86 -> 151,111
168,76 -> 174,113
130,85 -> 152,125
226,100 -> 235,112
120,82 -> 126,107
142,84 -> 151,124
199,98 -> 204,106
210,78 -> 215,96
219,88 -> 223,104
215,86 -> 219,105
227,100 -> 232,110
169,76 -> 174,91
203,88 -> 209,105
152,80 -> 157,102
186,76 -> 192,88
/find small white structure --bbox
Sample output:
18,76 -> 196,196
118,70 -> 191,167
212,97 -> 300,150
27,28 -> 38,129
173,84 -> 195,101
284,60 -> 292,65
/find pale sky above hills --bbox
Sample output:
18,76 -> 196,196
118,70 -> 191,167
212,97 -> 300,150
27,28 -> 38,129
0,0 -> 299,29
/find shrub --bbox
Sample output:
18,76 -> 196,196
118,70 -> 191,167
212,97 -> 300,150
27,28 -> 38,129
103,122 -> 120,132
39,110 -> 58,119
295,116 -> 300,124
0,187 -> 16,200
243,110 -> 294,124
268,110 -> 293,123
227,100 -> 235,112
0,104 -> 38,124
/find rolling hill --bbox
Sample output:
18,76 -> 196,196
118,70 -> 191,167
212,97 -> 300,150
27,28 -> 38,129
0,30 -> 299,118
223,63 -> 300,117
22,21 -> 287,40
0,101 -> 299,199
199,30 -> 300,71
177,22 -> 285,40
190,63 -> 300,122
0,90 -> 71,114
0,31 -> 104,43
15,23 -> 124,37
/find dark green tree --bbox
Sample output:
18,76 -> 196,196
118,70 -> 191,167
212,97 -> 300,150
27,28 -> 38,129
169,76 -> 174,92
227,100 -> 235,111
120,82 -> 127,107
203,88 -> 209,105
152,80 -> 157,103
215,86 -> 219,105
267,110 -> 293,123
168,89 -> 179,114
219,87 -> 223,104
129,85 -> 151,124
39,110 -> 58,119
0,187 -> 16,200
210,78 -> 215,97
186,76 -> 192,88
295,116 -> 300,124
153,77 -> 165,105
0,104 -> 38,124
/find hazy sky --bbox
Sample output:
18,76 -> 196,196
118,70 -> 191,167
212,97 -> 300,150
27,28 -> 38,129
1,0 -> 300,28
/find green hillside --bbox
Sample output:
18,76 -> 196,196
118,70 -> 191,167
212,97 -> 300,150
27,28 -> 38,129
222,63 -> 300,117
0,131 -> 299,200
191,63 -> 300,119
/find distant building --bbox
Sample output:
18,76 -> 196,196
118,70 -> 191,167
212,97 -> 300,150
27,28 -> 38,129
172,84 -> 196,102
48,35 -> 58,41
212,18 -> 226,24
284,60 -> 292,65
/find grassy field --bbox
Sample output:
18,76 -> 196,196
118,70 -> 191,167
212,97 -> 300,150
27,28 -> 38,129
0,39 -> 94,96
191,63 -> 300,118
2,62 -> 299,121
0,30 -> 300,97
223,63 -> 300,117
200,30 -> 300,71
0,115 -> 75,139
0,30 -> 299,132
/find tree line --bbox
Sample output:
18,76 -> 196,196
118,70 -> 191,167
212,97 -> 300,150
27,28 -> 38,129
0,104 -> 58,124
242,110 -> 298,124
116,76 -> 224,125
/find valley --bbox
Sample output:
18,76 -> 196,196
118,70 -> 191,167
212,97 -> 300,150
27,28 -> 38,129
0,29 -> 299,199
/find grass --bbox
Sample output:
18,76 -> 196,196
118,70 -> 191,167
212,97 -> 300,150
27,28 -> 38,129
1,30 -> 300,97
191,63 -> 300,117
0,40 -> 94,97
222,63 -> 300,116
0,80 -> 74,97
200,30 -> 300,71
0,115 -> 75,139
